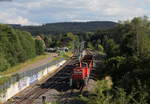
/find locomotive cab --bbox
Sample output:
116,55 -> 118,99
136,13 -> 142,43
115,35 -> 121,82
70,62 -> 90,89
70,50 -> 93,89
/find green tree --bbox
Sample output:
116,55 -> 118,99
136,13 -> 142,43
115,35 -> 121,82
0,52 -> 10,72
0,24 -> 37,72
44,36 -> 52,48
35,39 -> 45,55
105,39 -> 120,57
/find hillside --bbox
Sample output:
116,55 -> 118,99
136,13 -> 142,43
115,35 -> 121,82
0,24 -> 45,72
11,21 -> 117,35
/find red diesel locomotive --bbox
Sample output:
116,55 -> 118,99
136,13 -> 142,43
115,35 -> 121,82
70,50 -> 93,89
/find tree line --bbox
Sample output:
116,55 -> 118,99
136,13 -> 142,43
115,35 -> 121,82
0,24 -> 45,72
38,32 -> 80,50
11,21 -> 117,35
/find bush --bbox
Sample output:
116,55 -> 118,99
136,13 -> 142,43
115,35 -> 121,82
79,80 -> 149,104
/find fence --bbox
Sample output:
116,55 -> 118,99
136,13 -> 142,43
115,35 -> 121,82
0,58 -> 64,93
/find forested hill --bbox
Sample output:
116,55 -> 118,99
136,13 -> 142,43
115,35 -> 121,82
11,21 -> 117,35
0,24 -> 45,72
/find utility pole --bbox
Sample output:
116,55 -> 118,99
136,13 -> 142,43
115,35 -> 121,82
79,41 -> 85,61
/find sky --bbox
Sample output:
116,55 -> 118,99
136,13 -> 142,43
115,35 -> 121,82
0,0 -> 149,25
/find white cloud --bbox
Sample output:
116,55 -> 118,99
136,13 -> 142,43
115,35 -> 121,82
0,0 -> 149,25
42,0 -> 146,19
0,9 -> 39,25
7,16 -> 38,25
84,0 -> 145,16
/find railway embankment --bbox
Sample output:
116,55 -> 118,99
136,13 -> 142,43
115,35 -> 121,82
0,57 -> 67,103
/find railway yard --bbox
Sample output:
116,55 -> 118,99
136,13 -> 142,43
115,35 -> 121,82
1,4 -> 150,104
5,51 -> 99,104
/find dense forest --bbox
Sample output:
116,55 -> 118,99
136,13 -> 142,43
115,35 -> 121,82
11,21 -> 117,35
0,24 -> 45,72
78,16 -> 150,104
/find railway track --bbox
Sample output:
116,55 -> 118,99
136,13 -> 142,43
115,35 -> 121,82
6,51 -> 95,104
6,56 -> 79,104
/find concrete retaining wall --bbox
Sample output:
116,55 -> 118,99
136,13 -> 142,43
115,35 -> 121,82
0,60 -> 66,103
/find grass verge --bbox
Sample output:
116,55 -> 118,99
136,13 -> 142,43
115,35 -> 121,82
0,54 -> 50,76
0,52 -> 72,86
